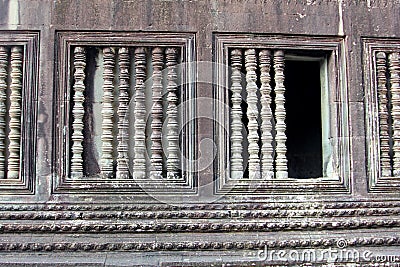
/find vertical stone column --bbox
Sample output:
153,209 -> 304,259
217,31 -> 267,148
133,47 -> 147,179
101,47 -> 116,178
7,47 -> 23,179
230,49 -> 244,179
376,52 -> 391,177
245,49 -> 260,179
165,48 -> 180,179
150,47 -> 164,179
259,49 -> 274,179
0,47 -> 8,179
71,47 -> 86,178
273,50 -> 288,179
116,47 -> 130,179
389,52 -> 400,176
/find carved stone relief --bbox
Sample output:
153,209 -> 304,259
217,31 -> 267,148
364,38 -> 400,191
54,32 -> 196,194
0,32 -> 38,194
215,34 -> 350,194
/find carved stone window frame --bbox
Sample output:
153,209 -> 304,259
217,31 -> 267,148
54,31 -> 196,195
363,37 -> 400,192
0,31 -> 39,195
214,33 -> 350,195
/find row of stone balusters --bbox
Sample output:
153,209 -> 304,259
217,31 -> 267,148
0,46 -> 22,180
376,51 -> 400,177
230,48 -> 287,180
71,46 -> 181,179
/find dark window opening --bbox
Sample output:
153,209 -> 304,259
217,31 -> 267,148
285,59 -> 323,178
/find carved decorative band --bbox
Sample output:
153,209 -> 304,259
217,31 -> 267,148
1,205 -> 400,221
0,218 -> 398,233
2,201 -> 399,212
0,237 -> 398,252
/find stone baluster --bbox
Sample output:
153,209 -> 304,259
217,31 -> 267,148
245,49 -> 260,179
389,52 -> 400,176
150,47 -> 164,179
230,49 -> 244,179
133,47 -> 147,179
259,49 -> 274,179
165,48 -> 180,179
70,47 -> 86,178
273,50 -> 288,178
7,47 -> 23,179
0,47 -> 8,179
376,52 -> 391,177
101,47 -> 116,178
116,47 -> 130,179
